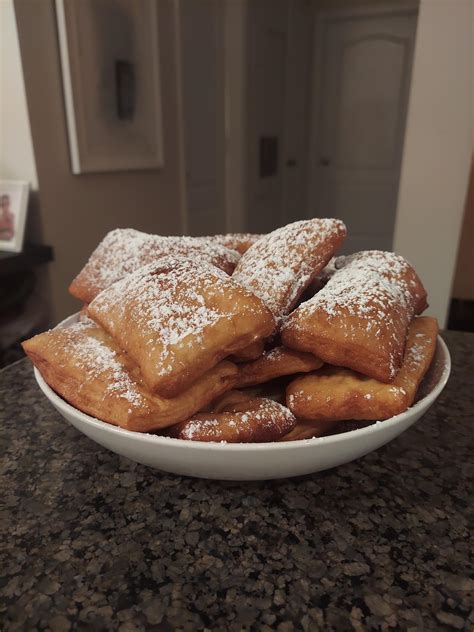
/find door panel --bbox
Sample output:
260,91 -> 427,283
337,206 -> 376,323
310,11 -> 417,253
336,37 -> 409,169
247,0 -> 288,233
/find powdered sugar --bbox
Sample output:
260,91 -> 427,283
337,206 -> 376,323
179,398 -> 296,442
181,417 -> 221,439
48,320 -> 145,407
197,233 -> 262,254
283,250 -> 427,380
287,251 -> 424,369
88,256 -> 273,385
262,347 -> 287,362
70,228 -> 240,302
406,334 -> 430,366
300,251 -> 418,321
232,219 -> 346,323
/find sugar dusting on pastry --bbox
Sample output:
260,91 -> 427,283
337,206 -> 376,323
24,217 -> 437,441
196,232 -> 262,254
178,399 -> 296,442
70,228 -> 240,301
283,250 -> 427,378
232,218 -> 346,323
48,320 -> 145,407
89,256 -> 274,380
302,251 -> 419,320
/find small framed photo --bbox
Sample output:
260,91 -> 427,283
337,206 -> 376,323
0,180 -> 30,253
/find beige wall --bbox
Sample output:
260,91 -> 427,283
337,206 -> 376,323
224,0 -> 247,233
452,159 -> 474,300
14,0 -> 186,322
393,0 -> 472,327
451,6 -> 474,303
0,0 -> 37,187
313,0 -> 417,9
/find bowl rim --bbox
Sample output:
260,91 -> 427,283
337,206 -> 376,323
33,314 -> 451,452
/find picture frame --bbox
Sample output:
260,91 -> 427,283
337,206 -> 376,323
0,180 -> 30,253
55,0 -> 164,174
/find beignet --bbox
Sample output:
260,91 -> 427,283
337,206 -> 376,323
87,257 -> 275,397
282,251 -> 428,382
169,397 -> 296,443
286,316 -> 438,422
198,233 -> 262,255
22,320 -> 238,432
232,218 -> 347,325
237,346 -> 323,388
69,228 -> 240,303
279,419 -> 337,441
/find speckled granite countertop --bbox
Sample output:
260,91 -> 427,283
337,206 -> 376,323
1,330 -> 473,631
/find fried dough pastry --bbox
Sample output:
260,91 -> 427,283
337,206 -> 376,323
286,316 -> 439,422
282,251 -> 428,382
232,218 -> 347,325
22,320 -> 238,432
237,346 -> 323,388
211,389 -> 255,412
279,419 -> 338,441
298,256 -> 344,305
169,397 -> 296,442
231,340 -> 265,362
69,228 -> 240,303
198,233 -> 262,255
87,256 -> 275,398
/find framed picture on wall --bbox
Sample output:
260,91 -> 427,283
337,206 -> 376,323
55,0 -> 164,174
0,180 -> 29,253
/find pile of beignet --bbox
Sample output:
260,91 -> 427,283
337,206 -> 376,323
23,219 -> 439,443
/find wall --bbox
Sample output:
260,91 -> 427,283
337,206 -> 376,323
14,0 -> 186,322
313,0 -> 417,10
393,0 -> 472,327
180,0 -> 226,235
451,159 -> 474,301
452,7 -> 474,303
0,0 -> 37,187
224,0 -> 247,233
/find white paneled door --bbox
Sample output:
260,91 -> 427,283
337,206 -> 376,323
309,9 -> 418,253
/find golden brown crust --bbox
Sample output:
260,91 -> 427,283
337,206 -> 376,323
211,390 -> 255,413
87,257 -> 275,398
278,419 -> 337,441
282,251 -> 428,382
388,316 -> 439,399
169,397 -> 296,443
22,321 -> 238,432
236,346 -> 323,388
231,340 -> 265,362
232,219 -> 347,324
286,316 -> 439,422
69,229 -> 240,303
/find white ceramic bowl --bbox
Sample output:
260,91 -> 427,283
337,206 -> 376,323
33,314 -> 451,480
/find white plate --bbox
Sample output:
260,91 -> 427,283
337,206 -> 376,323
33,313 -> 451,480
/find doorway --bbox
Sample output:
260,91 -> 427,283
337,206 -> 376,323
308,5 -> 418,253
245,0 -> 312,233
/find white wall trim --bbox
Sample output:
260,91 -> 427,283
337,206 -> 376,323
393,0 -> 472,327
55,0 -> 82,175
